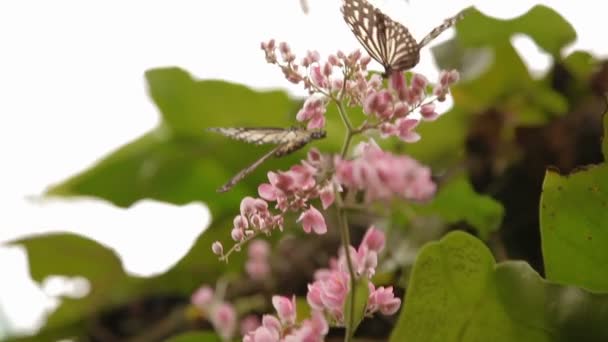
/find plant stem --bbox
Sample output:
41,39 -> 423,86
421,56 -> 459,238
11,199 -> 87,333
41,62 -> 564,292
336,101 -> 354,158
336,204 -> 357,341
334,98 -> 357,341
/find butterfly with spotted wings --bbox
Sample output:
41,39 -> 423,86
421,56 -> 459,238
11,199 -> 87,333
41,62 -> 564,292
341,0 -> 464,77
208,127 -> 326,193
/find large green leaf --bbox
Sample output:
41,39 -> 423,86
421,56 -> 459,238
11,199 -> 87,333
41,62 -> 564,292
390,231 -> 608,342
414,176 -> 504,240
46,68 -> 344,211
6,212 -> 247,341
540,165 -> 608,291
7,234 -> 142,340
457,5 -> 576,56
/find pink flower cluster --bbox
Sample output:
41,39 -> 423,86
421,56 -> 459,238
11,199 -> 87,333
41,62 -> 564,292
244,296 -> 328,342
191,286 -> 238,341
306,226 -> 401,325
258,149 -> 336,235
192,285 -> 262,340
246,239 -> 271,281
214,150 -> 336,260
261,39 -> 459,142
369,70 -> 459,141
335,140 -> 436,202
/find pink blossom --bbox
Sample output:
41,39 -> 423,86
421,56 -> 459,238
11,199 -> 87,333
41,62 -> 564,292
306,282 -> 324,311
368,285 -> 401,315
310,65 -> 328,88
240,315 -> 261,336
234,215 -> 249,230
212,241 -> 224,256
319,184 -> 335,209
389,71 -> 406,94
283,311 -> 328,342
248,240 -> 270,260
297,206 -> 327,234
272,295 -> 297,325
245,325 -> 279,342
420,103 -> 439,121
395,118 -> 421,143
262,314 -> 282,335
246,259 -> 271,280
335,141 -> 436,202
211,303 -> 237,340
231,227 -> 244,241
191,285 -> 214,309
361,226 -> 385,252
411,73 -> 428,91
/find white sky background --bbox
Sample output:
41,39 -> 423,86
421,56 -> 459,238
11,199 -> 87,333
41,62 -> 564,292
0,0 -> 606,336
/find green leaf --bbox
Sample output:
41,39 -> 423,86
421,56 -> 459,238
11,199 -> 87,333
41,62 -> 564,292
46,68 -> 325,210
344,277 -> 369,338
399,107 -> 468,169
7,211 -> 249,341
391,231 -> 608,342
563,51 -> 597,82
540,165 -> 608,291
9,234 -> 141,329
414,176 -> 504,239
164,331 -> 221,342
146,68 -> 296,135
457,5 -> 576,56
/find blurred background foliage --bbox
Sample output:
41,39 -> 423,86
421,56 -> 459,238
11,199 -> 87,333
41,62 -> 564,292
4,4 -> 608,342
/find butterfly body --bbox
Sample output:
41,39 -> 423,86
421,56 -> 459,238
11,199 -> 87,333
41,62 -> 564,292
208,127 -> 326,192
341,0 -> 464,77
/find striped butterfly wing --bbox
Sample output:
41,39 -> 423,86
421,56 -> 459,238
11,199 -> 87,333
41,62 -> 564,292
209,127 -> 325,192
341,0 -> 464,76
207,127 -> 291,145
341,0 -> 420,76
417,11 -> 465,48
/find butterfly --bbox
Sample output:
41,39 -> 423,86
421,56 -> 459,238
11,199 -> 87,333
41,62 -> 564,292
208,127 -> 327,192
341,0 -> 464,77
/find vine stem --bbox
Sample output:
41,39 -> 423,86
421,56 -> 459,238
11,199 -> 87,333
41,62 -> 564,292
334,99 -> 358,342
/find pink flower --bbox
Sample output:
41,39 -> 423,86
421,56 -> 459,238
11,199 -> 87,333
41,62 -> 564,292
248,240 -> 270,260
334,141 -> 436,202
395,118 -> 421,143
311,65 -> 328,88
245,325 -> 279,342
246,259 -> 271,280
191,285 -> 214,309
297,206 -> 327,234
211,303 -> 237,340
231,227 -> 245,241
361,226 -> 385,252
319,184 -> 335,209
319,269 -> 349,314
306,282 -> 324,311
389,71 -> 406,93
283,310 -> 328,342
262,314 -> 282,335
420,103 -> 439,121
240,315 -> 261,336
212,241 -> 224,256
234,215 -> 249,230
272,295 -> 297,325
368,286 -> 401,315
